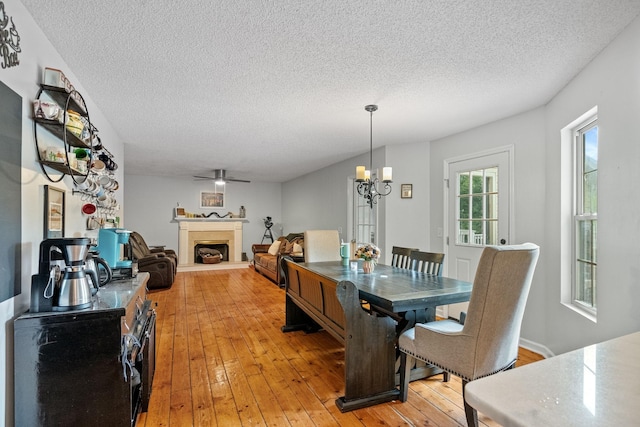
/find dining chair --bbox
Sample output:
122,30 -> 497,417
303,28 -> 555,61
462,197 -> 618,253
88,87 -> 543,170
391,246 -> 418,269
398,243 -> 540,427
409,250 -> 445,276
304,230 -> 341,262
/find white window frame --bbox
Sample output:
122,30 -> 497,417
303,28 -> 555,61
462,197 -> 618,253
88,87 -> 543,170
561,106 -> 598,322
573,117 -> 598,315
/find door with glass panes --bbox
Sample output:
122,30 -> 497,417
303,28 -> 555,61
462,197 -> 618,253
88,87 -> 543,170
446,149 -> 511,319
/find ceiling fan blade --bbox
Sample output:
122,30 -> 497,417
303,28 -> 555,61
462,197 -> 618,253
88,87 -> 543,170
193,175 -> 215,180
227,178 -> 251,183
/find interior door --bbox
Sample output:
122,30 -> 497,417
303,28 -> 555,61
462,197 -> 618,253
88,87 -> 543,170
347,174 -> 378,248
445,148 -> 512,320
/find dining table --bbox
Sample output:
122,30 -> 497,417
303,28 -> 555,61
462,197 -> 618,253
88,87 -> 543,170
284,260 -> 473,411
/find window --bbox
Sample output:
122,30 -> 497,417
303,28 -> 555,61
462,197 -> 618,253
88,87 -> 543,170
574,117 -> 598,312
456,167 -> 499,246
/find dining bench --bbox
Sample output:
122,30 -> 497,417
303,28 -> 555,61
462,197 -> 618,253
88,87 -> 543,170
280,257 -> 397,412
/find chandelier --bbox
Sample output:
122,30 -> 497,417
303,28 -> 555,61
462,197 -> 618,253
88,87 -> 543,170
356,104 -> 392,208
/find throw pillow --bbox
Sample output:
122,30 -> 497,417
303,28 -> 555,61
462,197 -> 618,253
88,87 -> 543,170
292,242 -> 303,254
280,239 -> 295,254
267,240 -> 281,256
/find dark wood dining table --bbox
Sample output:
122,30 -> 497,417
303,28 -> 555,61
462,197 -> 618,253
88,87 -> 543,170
291,261 -> 473,411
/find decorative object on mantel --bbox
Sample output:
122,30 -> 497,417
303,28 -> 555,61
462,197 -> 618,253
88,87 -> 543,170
206,211 -> 232,218
173,206 -> 244,219
175,203 -> 185,218
356,104 -> 392,208
0,2 -> 22,69
401,183 -> 413,199
355,243 -> 380,273
239,205 -> 246,218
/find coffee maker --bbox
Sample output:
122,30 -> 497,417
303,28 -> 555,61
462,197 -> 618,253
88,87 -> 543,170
95,228 -> 137,279
31,238 -> 99,312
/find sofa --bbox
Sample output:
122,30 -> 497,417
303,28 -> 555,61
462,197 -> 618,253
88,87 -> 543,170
252,233 -> 304,285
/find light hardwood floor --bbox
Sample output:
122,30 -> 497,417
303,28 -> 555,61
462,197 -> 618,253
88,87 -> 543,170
136,268 -> 543,426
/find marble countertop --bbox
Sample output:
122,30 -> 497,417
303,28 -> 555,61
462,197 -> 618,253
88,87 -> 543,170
21,272 -> 150,318
465,331 -> 640,426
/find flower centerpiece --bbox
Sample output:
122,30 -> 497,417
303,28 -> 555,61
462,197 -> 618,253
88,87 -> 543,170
355,243 -> 380,273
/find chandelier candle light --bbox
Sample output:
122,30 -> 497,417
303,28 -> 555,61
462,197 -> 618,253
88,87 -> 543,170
356,104 -> 392,208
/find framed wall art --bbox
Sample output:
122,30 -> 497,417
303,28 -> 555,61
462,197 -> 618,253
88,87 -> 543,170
200,191 -> 225,209
401,184 -> 413,199
0,80 -> 22,302
44,185 -> 65,239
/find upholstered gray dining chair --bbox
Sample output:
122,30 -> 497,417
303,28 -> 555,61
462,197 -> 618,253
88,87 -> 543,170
304,230 -> 341,262
409,250 -> 445,276
391,246 -> 418,269
398,243 -> 539,427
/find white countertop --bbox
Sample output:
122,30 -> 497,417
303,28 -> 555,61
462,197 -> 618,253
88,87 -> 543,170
465,331 -> 640,426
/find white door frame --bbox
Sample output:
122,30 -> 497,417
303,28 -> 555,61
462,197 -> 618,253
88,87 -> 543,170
441,145 -> 515,318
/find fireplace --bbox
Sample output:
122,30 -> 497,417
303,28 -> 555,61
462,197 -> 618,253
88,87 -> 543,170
176,219 -> 245,266
194,241 -> 229,263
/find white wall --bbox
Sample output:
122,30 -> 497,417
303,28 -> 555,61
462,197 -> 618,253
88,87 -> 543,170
281,151 -> 371,243
0,1 -> 126,424
429,107 -> 548,349
6,3 -> 640,423
123,175 -> 282,256
384,141 -> 431,258
429,16 -> 640,355
281,142 -> 433,265
542,15 -> 640,353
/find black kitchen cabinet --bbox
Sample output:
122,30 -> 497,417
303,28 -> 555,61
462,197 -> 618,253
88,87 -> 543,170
14,273 -> 154,427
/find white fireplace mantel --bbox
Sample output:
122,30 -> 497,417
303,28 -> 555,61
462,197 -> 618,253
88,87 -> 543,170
176,219 -> 247,266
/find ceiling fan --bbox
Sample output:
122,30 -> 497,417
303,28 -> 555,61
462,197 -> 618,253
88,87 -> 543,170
193,169 -> 251,184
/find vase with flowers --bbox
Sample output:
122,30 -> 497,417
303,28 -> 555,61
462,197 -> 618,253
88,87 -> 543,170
355,243 -> 380,273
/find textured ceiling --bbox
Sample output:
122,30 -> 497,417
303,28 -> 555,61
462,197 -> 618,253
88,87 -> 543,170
20,0 -> 640,182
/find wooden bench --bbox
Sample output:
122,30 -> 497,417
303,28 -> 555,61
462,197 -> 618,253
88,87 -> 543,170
280,257 -> 398,412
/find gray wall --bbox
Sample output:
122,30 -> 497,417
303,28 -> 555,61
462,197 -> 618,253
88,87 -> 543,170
542,15 -> 640,353
428,16 -> 640,355
280,144 -> 434,265
123,175 -> 282,256
281,16 -> 640,356
1,2 -> 127,423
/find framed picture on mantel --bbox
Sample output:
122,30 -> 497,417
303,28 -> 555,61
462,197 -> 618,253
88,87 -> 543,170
200,191 -> 225,209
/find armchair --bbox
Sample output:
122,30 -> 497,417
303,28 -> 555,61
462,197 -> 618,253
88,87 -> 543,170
129,231 -> 178,268
129,231 -> 177,290
398,243 -> 539,427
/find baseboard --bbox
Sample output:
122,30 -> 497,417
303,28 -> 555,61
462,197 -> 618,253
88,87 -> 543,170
518,337 -> 555,359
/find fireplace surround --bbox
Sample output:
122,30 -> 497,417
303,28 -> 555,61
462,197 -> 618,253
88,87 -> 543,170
176,219 -> 246,266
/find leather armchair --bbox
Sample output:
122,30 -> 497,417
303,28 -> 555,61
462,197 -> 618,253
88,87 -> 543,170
129,231 -> 178,268
129,231 -> 177,290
